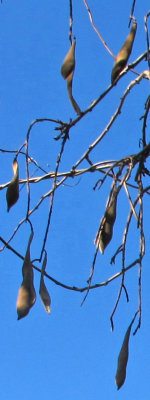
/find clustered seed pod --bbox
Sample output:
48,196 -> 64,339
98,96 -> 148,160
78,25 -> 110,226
6,159 -> 19,211
39,252 -> 51,314
115,323 -> 132,390
61,40 -> 81,115
95,193 -> 118,254
111,20 -> 137,84
16,232 -> 36,320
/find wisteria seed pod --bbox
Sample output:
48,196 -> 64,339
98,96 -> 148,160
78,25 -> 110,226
39,251 -> 51,314
6,159 -> 19,211
115,324 -> 132,390
39,275 -> 51,314
98,197 -> 117,253
16,232 -> 36,320
111,21 -> 137,84
61,40 -> 76,79
16,283 -> 36,320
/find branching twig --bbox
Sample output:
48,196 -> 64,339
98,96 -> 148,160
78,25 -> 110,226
71,71 -> 150,173
0,14 -> 149,333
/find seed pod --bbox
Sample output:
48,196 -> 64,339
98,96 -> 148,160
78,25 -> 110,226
6,159 -> 19,211
95,194 -> 117,254
16,283 -> 36,320
61,40 -> 76,79
61,40 -> 81,115
111,21 -> 137,84
115,323 -> 132,390
16,232 -> 36,320
39,252 -> 51,314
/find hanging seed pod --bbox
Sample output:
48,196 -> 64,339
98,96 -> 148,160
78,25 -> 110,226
95,193 -> 118,254
61,40 -> 81,115
16,232 -> 36,320
115,323 -> 132,390
6,159 -> 19,211
61,40 -> 76,79
111,21 -> 137,84
39,252 -> 51,314
16,283 -> 36,320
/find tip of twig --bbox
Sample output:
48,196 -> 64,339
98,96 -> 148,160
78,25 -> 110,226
128,15 -> 136,27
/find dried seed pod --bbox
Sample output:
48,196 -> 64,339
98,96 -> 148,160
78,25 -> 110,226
95,194 -> 117,254
39,252 -> 51,314
6,159 -> 19,211
115,323 -> 132,390
16,283 -> 36,320
16,232 -> 36,320
61,40 -> 81,115
61,40 -> 76,79
111,21 -> 137,84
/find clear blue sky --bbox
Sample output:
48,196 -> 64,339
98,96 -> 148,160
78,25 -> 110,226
0,1 -> 150,399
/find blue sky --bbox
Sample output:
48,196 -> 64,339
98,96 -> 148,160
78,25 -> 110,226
0,1 -> 150,399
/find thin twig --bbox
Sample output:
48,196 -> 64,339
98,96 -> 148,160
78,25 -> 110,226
69,0 -> 73,43
24,117 -> 65,218
144,12 -> 150,70
110,165 -> 134,330
0,217 -> 26,252
129,0 -> 137,27
80,246 -> 99,306
140,95 -> 150,147
123,182 -> 138,220
0,234 -> 140,292
0,147 -> 48,174
133,175 -> 145,334
40,130 -> 69,261
82,0 -> 115,58
25,139 -> 30,218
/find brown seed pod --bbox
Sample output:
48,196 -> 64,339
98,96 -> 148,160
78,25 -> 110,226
61,40 -> 81,115
39,252 -> 51,314
61,40 -> 76,80
16,232 -> 36,320
95,194 -> 117,254
16,283 -> 36,320
111,21 -> 137,84
6,159 -> 19,211
115,323 -> 132,390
